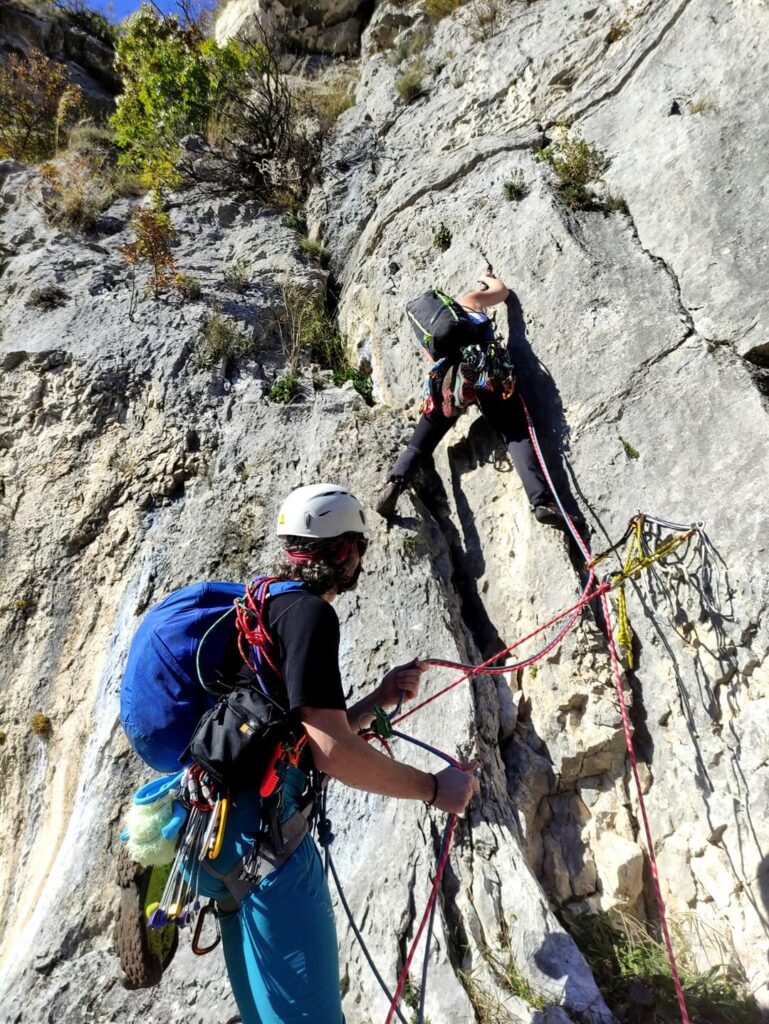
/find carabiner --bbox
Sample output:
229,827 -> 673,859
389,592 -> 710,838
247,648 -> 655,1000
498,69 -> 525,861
192,900 -> 221,955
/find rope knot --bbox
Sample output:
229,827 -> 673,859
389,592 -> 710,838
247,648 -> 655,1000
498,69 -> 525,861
317,817 -> 335,848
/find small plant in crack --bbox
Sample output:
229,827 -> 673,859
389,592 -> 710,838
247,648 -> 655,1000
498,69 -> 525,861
195,310 -> 252,370
395,57 -> 428,104
299,236 -> 330,268
402,533 -> 420,559
281,209 -> 308,233
537,129 -> 609,210
619,436 -> 640,460
223,260 -> 250,294
688,95 -> 718,115
432,222 -> 452,251
555,907 -> 761,1024
269,374 -> 302,404
606,19 -> 630,44
29,712 -> 52,738
502,169 -> 528,201
605,192 -> 629,215
26,284 -> 69,310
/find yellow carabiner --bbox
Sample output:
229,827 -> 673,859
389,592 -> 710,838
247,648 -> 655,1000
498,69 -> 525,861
208,797 -> 228,860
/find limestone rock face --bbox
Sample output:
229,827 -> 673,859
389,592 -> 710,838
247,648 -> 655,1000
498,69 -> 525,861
215,0 -> 365,56
1,0 -> 769,1022
0,0 -> 119,111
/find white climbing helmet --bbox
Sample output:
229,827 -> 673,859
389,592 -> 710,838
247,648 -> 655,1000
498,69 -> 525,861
276,483 -> 370,540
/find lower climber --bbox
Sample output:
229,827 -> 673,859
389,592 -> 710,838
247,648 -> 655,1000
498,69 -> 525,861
190,484 -> 479,1024
375,269 -> 573,528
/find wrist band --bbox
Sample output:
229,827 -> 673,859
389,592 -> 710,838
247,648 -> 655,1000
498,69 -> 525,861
424,773 -> 438,807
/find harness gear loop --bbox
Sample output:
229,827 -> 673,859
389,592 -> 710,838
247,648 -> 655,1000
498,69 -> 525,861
191,900 -> 221,955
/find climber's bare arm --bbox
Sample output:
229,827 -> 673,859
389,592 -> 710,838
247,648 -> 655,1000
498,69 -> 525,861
458,272 -> 510,312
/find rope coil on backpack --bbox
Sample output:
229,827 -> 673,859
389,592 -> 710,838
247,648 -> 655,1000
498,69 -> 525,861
234,577 -> 283,678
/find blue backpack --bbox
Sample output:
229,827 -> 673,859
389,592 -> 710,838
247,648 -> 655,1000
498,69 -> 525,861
120,578 -> 304,773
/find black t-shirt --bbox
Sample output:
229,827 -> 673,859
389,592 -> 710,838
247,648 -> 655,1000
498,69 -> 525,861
216,586 -> 346,713
266,589 -> 346,712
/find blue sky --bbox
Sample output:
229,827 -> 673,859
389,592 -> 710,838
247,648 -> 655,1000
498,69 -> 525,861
106,0 -> 182,22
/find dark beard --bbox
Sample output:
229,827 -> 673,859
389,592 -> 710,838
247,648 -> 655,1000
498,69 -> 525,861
336,562 -> 363,593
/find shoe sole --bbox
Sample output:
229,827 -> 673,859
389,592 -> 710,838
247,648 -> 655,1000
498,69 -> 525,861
114,846 -> 177,990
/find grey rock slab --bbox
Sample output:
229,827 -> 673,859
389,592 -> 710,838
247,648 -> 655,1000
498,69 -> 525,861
576,0 -> 769,357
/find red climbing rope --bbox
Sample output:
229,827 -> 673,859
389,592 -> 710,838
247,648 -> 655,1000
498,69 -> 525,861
235,577 -> 283,677
341,395 -> 695,1024
385,814 -> 457,1024
521,394 -> 691,1024
600,591 -> 691,1023
393,575 -> 606,725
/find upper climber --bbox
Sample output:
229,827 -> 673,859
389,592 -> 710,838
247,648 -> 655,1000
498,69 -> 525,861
375,268 -> 573,528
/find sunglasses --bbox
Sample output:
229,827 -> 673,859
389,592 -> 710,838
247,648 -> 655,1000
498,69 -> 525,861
356,536 -> 369,557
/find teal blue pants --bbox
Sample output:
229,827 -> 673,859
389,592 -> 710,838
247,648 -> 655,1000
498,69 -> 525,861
194,769 -> 343,1024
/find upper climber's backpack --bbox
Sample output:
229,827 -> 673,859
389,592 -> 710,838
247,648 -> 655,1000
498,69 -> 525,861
406,290 -> 492,361
119,578 -> 304,773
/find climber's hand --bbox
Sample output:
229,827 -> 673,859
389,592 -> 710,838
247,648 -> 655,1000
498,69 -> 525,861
433,761 -> 481,815
376,658 -> 427,707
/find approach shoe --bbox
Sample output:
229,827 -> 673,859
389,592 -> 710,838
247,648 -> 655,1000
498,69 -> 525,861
533,503 -> 590,539
533,502 -> 565,527
114,844 -> 178,990
375,478 -> 404,519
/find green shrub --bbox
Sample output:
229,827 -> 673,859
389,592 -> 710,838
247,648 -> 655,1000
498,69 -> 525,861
396,58 -> 428,104
27,285 -> 69,310
299,237 -> 330,268
282,210 -> 308,233
273,286 -> 372,401
174,273 -> 202,300
181,28 -> 322,208
537,130 -> 609,209
223,260 -> 250,294
269,375 -> 301,404
606,192 -> 629,215
561,910 -> 760,1024
111,4 -> 249,186
29,713 -> 52,737
433,222 -> 452,251
333,366 -> 374,400
502,170 -> 528,201
0,49 -> 83,162
424,0 -> 466,21
195,310 -> 251,369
